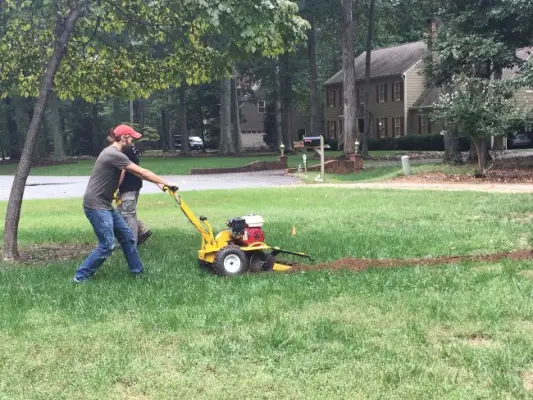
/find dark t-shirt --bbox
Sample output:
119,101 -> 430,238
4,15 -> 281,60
83,146 -> 132,210
119,145 -> 143,193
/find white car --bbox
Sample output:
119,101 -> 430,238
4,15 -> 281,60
188,136 -> 204,150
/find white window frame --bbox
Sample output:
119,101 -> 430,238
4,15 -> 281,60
257,100 -> 266,114
377,118 -> 386,137
394,117 -> 402,137
328,90 -> 335,107
394,82 -> 401,102
379,84 -> 385,103
359,87 -> 365,105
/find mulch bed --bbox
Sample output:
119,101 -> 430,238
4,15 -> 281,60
290,249 -> 533,273
390,168 -> 533,184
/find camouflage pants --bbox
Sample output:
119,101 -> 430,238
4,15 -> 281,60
116,190 -> 149,244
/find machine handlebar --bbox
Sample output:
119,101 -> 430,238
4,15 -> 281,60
163,185 -> 179,193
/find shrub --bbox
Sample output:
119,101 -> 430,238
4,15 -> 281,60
367,133 -> 471,152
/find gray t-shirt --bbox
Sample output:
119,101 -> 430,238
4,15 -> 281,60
83,146 -> 132,210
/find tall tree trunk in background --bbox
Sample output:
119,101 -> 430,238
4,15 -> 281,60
129,100 -> 134,124
308,15 -> 321,137
280,52 -> 293,151
442,127 -> 463,164
218,77 -> 234,155
492,66 -> 505,151
4,97 -> 21,161
273,59 -> 283,148
4,6 -> 84,260
48,91 -> 65,160
160,108 -> 168,150
167,92 -> 174,151
341,0 -> 358,155
112,99 -> 122,123
91,102 -> 101,155
231,76 -> 244,153
179,84 -> 189,155
362,0 -> 375,158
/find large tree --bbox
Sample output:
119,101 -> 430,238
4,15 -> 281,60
425,0 -> 533,164
0,0 -> 309,260
340,0 -> 357,155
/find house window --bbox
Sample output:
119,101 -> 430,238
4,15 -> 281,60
379,84 -> 385,103
328,121 -> 336,138
328,90 -> 335,107
394,82 -> 402,102
394,117 -> 402,137
418,115 -> 431,134
257,100 -> 266,113
358,87 -> 365,105
377,117 -> 387,138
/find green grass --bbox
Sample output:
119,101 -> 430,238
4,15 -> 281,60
312,162 -> 480,183
2,188 -> 533,398
0,150 -> 434,176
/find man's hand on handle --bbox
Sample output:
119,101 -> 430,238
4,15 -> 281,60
158,183 -> 179,192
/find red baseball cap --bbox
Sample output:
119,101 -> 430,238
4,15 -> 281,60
113,124 -> 142,139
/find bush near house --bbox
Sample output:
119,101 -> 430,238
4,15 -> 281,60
367,133 -> 471,152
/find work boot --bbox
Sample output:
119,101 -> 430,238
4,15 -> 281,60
137,230 -> 153,246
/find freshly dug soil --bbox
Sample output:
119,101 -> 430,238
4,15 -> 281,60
289,249 -> 533,273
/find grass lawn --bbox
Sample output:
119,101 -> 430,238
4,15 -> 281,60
2,187 -> 533,398
307,163 -> 479,183
0,150 -> 422,176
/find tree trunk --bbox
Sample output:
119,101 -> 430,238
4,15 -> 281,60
129,100 -> 134,124
179,84 -> 189,155
468,137 -> 491,166
4,97 -> 21,161
48,91 -> 65,160
218,77 -> 234,155
362,0 -> 375,158
273,59 -> 283,148
442,128 -> 463,164
473,136 -> 490,173
91,102 -> 101,155
231,76 -> 244,153
4,7 -> 84,260
167,93 -> 174,151
160,108 -> 168,150
308,15 -> 321,137
341,0 -> 358,155
280,52 -> 293,151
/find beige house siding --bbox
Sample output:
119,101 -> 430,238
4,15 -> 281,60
404,60 -> 426,110
364,76 -> 405,138
513,87 -> 533,109
324,83 -> 343,139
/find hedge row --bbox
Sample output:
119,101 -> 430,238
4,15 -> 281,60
327,134 -> 471,152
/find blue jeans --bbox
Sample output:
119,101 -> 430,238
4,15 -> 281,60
75,207 -> 144,280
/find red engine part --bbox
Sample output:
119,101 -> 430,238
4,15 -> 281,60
241,227 -> 265,246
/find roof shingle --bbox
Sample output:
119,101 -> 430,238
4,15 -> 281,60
325,41 -> 428,85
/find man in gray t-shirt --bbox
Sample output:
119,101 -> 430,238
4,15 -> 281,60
73,124 -> 178,283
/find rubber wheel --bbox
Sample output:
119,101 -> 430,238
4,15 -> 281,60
198,260 -> 211,272
213,245 -> 247,276
263,253 -> 275,272
248,251 -> 276,273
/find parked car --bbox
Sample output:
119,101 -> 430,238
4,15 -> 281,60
510,132 -> 533,148
174,135 -> 204,151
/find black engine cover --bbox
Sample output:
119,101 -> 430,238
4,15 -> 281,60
226,218 -> 246,236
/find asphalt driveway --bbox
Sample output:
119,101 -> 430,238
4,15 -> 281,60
0,170 -> 300,201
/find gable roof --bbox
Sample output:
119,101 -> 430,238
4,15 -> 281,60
410,86 -> 441,110
325,41 -> 428,85
501,47 -> 533,80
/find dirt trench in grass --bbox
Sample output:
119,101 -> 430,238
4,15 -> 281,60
287,249 -> 533,273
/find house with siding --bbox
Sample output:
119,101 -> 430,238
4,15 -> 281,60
324,40 -> 533,144
323,40 -> 443,142
239,86 -> 309,150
